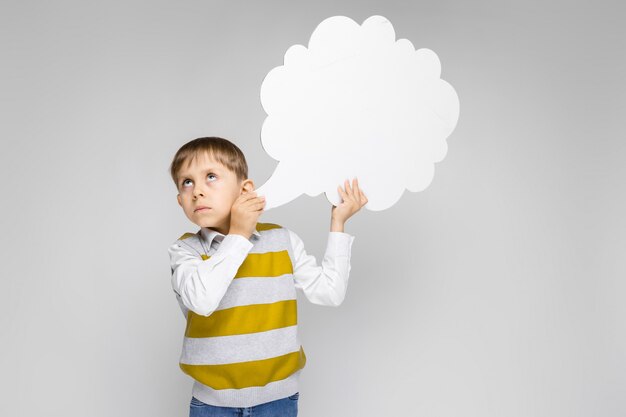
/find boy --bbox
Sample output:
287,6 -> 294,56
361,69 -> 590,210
168,137 -> 367,415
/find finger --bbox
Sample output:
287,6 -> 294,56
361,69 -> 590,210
356,180 -> 365,199
350,178 -> 357,197
352,178 -> 361,201
244,196 -> 266,207
337,185 -> 347,200
247,200 -> 266,211
345,179 -> 353,197
252,197 -> 266,205
238,191 -> 258,203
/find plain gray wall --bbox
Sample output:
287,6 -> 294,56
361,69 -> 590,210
1,1 -> 624,416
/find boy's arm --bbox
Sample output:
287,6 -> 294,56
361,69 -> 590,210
168,234 -> 254,317
173,291 -> 189,319
288,228 -> 355,307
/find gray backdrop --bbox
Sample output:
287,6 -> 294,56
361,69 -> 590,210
1,1 -> 624,416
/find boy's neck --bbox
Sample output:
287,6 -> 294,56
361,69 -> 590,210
208,226 -> 229,235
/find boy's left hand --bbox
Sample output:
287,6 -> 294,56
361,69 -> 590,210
331,177 -> 368,224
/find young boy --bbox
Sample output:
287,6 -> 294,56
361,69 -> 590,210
168,137 -> 367,415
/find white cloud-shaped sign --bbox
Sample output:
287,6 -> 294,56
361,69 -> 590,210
255,15 -> 460,211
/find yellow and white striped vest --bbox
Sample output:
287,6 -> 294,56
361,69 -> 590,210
175,222 -> 306,407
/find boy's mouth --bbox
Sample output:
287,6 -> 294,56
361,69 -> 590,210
194,206 -> 211,212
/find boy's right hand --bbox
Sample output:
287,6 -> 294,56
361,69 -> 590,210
229,191 -> 266,239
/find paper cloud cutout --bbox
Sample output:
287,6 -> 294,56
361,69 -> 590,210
255,15 -> 460,211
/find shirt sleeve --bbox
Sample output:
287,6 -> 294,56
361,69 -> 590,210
168,234 -> 254,317
287,229 -> 355,307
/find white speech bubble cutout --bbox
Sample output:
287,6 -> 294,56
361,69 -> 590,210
255,15 -> 459,211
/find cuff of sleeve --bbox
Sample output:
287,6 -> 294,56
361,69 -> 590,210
327,231 -> 355,257
220,233 -> 255,254
197,233 -> 254,273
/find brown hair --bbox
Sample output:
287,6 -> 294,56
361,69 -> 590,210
169,137 -> 249,189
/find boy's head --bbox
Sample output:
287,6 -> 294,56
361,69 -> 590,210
170,137 -> 255,235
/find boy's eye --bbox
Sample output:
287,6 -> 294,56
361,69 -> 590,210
181,173 -> 217,188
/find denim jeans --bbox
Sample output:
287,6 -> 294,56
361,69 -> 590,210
189,392 -> 299,417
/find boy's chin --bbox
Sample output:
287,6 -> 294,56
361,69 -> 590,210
187,211 -> 229,230
195,218 -> 226,229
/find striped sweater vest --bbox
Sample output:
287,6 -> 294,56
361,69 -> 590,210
175,222 -> 306,406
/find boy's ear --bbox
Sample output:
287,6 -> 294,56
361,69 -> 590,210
240,179 -> 255,194
177,194 -> 182,207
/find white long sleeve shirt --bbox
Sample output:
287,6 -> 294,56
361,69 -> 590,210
168,228 -> 355,318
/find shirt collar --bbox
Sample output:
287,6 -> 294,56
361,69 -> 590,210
200,227 -> 261,247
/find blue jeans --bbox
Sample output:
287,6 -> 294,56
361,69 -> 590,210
189,392 -> 299,417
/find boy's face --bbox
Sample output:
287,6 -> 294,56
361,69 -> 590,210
176,151 -> 254,235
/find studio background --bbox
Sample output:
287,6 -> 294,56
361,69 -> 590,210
1,1 -> 624,416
